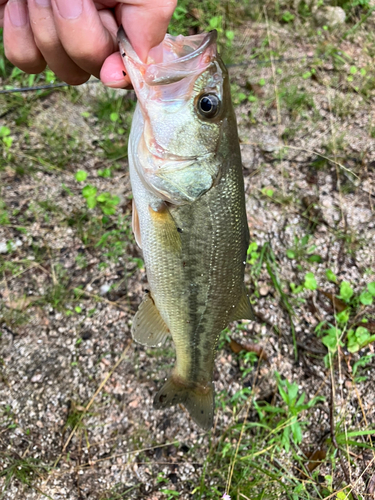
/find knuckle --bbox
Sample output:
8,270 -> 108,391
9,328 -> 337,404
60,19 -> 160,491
159,1 -> 178,21
34,31 -> 59,52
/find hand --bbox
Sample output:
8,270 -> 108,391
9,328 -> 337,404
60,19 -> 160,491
0,0 -> 176,87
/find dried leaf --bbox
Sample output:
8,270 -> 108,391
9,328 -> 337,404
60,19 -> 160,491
230,338 -> 268,361
367,472 -> 375,496
245,82 -> 265,98
318,289 -> 347,313
306,448 -> 327,472
365,322 -> 375,334
189,7 -> 200,19
5,295 -> 42,311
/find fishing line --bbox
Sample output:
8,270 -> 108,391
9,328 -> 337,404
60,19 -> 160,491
0,55 -> 318,95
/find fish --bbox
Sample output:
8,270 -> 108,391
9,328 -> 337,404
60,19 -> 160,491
118,26 -> 253,430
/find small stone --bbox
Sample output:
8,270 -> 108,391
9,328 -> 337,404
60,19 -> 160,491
0,239 -> 22,254
100,283 -> 111,295
314,6 -> 346,27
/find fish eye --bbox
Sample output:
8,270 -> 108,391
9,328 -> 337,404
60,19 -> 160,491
197,93 -> 220,119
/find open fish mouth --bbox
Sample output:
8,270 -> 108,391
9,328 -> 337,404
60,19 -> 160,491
117,26 -> 217,86
120,26 -> 224,204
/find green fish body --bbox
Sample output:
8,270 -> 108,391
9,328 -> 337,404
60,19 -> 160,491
119,28 -> 253,430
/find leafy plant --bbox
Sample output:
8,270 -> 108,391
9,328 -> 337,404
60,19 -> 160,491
75,172 -> 120,215
255,372 -> 324,453
286,234 -> 322,264
0,126 -> 13,159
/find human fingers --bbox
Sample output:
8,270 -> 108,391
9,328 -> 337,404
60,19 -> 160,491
28,0 -> 90,85
100,51 -> 131,88
116,0 -> 177,62
101,0 -> 176,88
0,0 -> 8,27
3,0 -> 46,73
49,0 -> 118,78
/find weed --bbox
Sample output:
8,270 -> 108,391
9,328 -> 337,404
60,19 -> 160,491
0,199 -> 9,225
331,93 -> 355,118
0,303 -> 29,330
0,454 -> 50,500
64,400 -> 90,432
99,483 -> 140,499
279,84 -> 315,117
286,234 -> 322,265
313,274 -> 375,362
0,126 -> 13,160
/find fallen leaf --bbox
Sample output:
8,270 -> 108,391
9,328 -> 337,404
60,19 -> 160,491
189,7 -> 200,19
4,295 -> 42,311
367,472 -> 375,496
230,338 -> 268,361
245,82 -> 265,98
306,448 -> 327,472
365,322 -> 375,334
318,289 -> 347,313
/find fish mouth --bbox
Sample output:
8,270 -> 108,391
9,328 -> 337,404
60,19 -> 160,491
117,26 -> 217,86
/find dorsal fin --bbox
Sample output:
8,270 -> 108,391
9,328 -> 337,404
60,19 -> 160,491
131,292 -> 169,347
229,286 -> 255,322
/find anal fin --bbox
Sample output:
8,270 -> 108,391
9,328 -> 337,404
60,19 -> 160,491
131,293 -> 169,347
229,285 -> 255,322
153,376 -> 214,431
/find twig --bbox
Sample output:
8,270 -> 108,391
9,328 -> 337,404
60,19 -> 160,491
79,289 -> 130,313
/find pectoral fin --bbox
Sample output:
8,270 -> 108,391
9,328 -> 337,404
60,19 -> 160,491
132,199 -> 142,249
131,293 -> 169,347
229,286 -> 255,322
148,202 -> 181,254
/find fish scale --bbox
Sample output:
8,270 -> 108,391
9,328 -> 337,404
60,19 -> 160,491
119,27 -> 253,430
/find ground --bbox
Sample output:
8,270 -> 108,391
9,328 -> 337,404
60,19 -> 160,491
1,2 -> 375,499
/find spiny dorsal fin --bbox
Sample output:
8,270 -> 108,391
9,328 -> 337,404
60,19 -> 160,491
131,293 -> 169,347
132,199 -> 142,249
229,286 -> 255,322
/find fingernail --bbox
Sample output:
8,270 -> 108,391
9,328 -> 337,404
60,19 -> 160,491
54,0 -> 82,19
35,0 -> 51,7
8,0 -> 28,27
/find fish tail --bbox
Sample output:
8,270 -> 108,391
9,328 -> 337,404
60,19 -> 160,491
153,376 -> 214,431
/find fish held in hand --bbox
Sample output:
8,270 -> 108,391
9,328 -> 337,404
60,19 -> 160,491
118,27 -> 253,430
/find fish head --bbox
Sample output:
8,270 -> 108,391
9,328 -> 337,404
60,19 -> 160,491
119,27 -> 233,204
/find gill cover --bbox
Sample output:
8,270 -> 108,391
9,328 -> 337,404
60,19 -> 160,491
118,27 -> 227,204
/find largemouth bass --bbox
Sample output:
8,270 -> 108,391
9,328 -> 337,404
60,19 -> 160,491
119,27 -> 253,430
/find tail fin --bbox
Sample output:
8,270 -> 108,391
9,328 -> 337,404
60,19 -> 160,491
153,376 -> 214,431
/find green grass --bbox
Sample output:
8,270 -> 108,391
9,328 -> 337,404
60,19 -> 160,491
0,454 -> 51,500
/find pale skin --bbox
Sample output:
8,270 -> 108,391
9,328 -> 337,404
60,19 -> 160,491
0,0 -> 177,87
